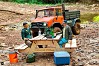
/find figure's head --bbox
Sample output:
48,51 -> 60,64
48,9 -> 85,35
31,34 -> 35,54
62,20 -> 67,27
23,22 -> 29,28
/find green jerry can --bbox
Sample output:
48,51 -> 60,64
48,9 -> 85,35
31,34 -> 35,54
26,53 -> 35,63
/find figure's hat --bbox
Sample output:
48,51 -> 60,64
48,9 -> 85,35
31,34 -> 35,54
63,20 -> 67,24
23,22 -> 28,26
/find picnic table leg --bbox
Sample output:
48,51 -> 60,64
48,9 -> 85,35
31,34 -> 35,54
28,41 -> 36,54
53,41 -> 60,48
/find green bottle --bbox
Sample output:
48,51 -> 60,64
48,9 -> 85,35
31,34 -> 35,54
50,28 -> 54,38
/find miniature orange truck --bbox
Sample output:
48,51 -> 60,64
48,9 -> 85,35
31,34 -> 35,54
31,4 -> 81,37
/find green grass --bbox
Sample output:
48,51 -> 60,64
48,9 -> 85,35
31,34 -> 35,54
81,13 -> 99,23
93,16 -> 99,22
1,0 -> 63,4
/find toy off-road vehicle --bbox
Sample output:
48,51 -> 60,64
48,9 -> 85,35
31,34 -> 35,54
31,4 -> 81,37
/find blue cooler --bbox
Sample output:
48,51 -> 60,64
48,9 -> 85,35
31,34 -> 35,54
54,51 -> 70,65
59,38 -> 68,48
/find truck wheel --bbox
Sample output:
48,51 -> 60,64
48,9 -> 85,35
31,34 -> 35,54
72,22 -> 80,35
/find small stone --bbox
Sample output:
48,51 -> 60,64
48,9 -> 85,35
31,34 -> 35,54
0,50 -> 3,53
72,62 -> 76,66
0,43 -> 7,47
80,50 -> 84,53
77,62 -> 85,66
3,50 -> 9,54
0,37 -> 6,40
4,61 -> 10,65
47,58 -> 50,61
89,59 -> 99,65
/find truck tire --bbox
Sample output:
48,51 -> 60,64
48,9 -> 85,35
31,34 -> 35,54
72,22 -> 80,35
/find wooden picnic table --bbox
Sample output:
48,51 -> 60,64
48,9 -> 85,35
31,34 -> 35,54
15,34 -> 77,54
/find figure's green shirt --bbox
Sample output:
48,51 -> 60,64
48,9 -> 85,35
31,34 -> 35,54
21,28 -> 32,40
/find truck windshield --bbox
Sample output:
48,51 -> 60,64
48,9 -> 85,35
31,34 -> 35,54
37,10 -> 44,17
44,9 -> 54,16
37,8 -> 62,17
37,9 -> 54,17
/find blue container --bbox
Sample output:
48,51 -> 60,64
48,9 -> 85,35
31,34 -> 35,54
59,38 -> 68,48
59,38 -> 68,45
54,51 -> 70,65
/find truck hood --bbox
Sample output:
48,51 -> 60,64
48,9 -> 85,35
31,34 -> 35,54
32,16 -> 55,22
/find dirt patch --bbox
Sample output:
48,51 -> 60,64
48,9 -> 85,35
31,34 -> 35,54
0,10 -> 34,25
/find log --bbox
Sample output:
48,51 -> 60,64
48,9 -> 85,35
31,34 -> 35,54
0,9 -> 24,15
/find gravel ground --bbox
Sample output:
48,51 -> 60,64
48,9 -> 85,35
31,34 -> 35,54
0,23 -> 99,66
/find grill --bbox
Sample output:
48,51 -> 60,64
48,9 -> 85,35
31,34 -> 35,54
31,22 -> 46,28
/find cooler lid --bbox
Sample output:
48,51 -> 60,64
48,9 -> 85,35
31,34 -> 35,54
54,51 -> 70,57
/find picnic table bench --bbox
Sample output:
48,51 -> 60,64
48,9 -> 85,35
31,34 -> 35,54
15,34 -> 77,54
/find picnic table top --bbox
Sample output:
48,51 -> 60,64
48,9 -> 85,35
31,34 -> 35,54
29,34 -> 62,41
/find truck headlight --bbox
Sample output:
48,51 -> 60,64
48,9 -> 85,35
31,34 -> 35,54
43,23 -> 47,26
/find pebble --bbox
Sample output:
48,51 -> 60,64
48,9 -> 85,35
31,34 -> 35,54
0,50 -> 10,54
3,50 -> 9,54
0,50 -> 3,53
77,62 -> 85,66
89,59 -> 99,65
